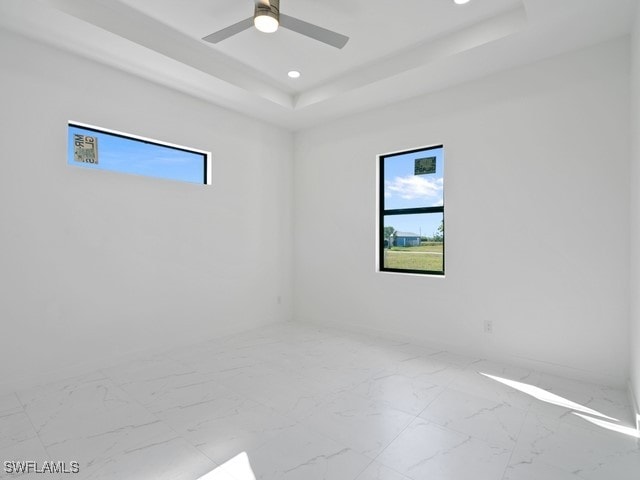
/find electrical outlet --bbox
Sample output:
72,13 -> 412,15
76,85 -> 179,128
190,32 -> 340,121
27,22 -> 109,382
484,320 -> 493,334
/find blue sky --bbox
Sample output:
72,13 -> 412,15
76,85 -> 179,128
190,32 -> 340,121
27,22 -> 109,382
68,125 -> 206,184
383,146 -> 444,237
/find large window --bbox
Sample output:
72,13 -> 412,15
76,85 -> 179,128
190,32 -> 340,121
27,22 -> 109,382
68,122 -> 211,185
379,145 -> 444,275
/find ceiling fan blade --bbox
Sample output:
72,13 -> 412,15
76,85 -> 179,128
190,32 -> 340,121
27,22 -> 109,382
280,14 -> 349,49
202,17 -> 253,44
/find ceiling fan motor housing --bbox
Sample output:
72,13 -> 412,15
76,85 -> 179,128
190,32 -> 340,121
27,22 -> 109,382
255,0 -> 280,23
203,0 -> 348,48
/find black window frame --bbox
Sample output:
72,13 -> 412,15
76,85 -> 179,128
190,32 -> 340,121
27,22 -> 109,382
378,144 -> 445,276
68,122 -> 211,185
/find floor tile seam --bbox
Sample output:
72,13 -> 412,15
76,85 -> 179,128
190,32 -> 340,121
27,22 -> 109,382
362,430 -> 421,480
161,338 -> 285,367
334,377 -> 436,418
97,367 -> 169,405
98,364 -> 235,408
344,372 -> 449,418
289,411 -> 377,452
368,461 -> 416,480
164,353 -> 238,376
95,368 -> 206,447
298,404 -> 416,460
246,418 -> 377,477
415,384 -> 449,419
373,415 -> 518,480
316,326 -> 632,399
212,370 -> 332,414
340,392 -> 428,419
189,356 -> 303,380
536,389 -> 633,415
451,370 -> 627,418
414,414 -> 522,454
437,363 -> 463,390
96,367 -> 222,471
435,384 -> 533,414
163,330 -> 254,358
14,372 -> 111,409
361,370 -> 453,395
351,457 -> 377,480
10,391 -> 23,415
13,389 -> 55,464
151,364 -> 309,444
102,370 -> 202,391
14,385 -> 60,460
204,409 -> 302,467
34,381 -> 181,454
498,394 -> 533,480
502,408 -> 633,478
0,392 -> 25,418
0,410 -> 25,425
535,408 -> 640,436
265,394 -> 331,428
356,403 -> 427,479
527,404 -> 640,439
513,457 -> 590,480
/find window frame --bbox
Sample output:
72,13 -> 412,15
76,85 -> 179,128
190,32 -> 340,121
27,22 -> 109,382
68,121 -> 212,185
378,144 -> 445,276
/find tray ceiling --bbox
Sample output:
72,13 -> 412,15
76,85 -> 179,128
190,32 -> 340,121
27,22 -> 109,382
0,0 -> 636,130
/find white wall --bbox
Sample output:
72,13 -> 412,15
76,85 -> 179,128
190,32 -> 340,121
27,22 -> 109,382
0,29 -> 293,394
630,2 -> 640,423
294,38 -> 630,387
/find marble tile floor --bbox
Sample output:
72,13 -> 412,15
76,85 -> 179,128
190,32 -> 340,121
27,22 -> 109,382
0,322 -> 638,480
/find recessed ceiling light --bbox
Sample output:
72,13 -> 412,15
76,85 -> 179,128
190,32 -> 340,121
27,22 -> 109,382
288,70 -> 301,79
454,0 -> 471,4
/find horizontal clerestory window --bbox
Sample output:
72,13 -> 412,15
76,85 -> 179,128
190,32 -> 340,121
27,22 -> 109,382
68,122 -> 211,185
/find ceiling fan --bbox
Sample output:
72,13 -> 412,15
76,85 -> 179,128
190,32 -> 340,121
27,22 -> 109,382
202,0 -> 349,49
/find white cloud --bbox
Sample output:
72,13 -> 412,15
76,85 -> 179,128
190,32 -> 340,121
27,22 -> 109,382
385,175 -> 443,200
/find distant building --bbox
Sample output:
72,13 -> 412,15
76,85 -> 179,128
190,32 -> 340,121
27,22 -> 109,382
391,231 -> 421,247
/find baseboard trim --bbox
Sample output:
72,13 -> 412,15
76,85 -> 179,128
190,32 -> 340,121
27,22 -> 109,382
0,319 -> 287,397
295,317 -> 626,388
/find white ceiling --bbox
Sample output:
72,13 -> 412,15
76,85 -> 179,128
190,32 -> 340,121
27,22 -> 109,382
120,0 -> 523,91
0,0 -> 637,130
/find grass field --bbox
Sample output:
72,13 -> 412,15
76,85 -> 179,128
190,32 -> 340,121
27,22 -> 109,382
384,243 -> 443,272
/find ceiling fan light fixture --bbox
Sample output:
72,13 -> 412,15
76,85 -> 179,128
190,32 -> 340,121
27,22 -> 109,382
203,0 -> 348,48
254,13 -> 278,33
254,1 -> 280,33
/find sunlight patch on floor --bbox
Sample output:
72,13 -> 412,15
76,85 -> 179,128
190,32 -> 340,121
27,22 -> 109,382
198,452 -> 256,480
480,373 -> 618,421
572,412 -> 640,438
480,372 -> 640,439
